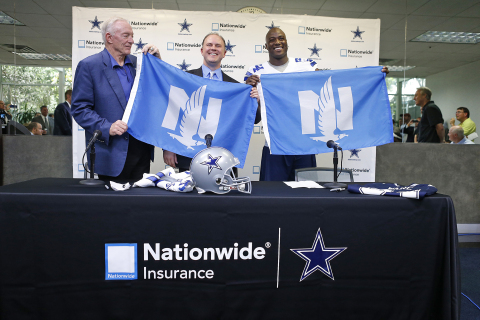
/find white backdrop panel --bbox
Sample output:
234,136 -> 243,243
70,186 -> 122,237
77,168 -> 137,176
72,7 -> 381,181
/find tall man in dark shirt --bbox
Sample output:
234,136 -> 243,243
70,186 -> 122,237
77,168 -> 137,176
414,87 -> 445,143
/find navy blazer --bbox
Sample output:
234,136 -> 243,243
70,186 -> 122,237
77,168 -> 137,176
72,49 -> 152,177
53,101 -> 72,135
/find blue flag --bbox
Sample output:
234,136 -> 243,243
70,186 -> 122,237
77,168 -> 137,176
258,66 -> 393,155
123,54 -> 257,167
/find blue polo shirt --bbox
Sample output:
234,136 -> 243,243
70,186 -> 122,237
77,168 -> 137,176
107,50 -> 134,102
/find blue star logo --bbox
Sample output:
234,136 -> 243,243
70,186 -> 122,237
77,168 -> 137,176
177,59 -> 191,71
200,154 -> 222,174
178,19 -> 192,32
349,149 -> 361,158
352,26 -> 365,40
266,21 -> 279,29
134,38 -> 147,51
308,43 -> 322,57
89,16 -> 103,30
291,228 -> 347,281
225,40 -> 236,54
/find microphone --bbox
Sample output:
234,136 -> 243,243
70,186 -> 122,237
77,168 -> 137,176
326,140 -> 342,150
86,130 -> 102,150
205,134 -> 213,148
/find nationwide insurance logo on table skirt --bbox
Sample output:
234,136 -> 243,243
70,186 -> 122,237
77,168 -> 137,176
105,244 -> 138,280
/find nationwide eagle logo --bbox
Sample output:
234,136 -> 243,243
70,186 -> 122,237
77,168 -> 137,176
291,228 -> 347,281
298,76 -> 354,143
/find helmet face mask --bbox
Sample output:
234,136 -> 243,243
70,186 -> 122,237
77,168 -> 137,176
190,147 -> 251,194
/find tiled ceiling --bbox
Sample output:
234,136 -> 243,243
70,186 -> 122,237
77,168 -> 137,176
0,0 -> 479,78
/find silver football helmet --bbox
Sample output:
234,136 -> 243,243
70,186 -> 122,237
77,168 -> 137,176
190,147 -> 251,194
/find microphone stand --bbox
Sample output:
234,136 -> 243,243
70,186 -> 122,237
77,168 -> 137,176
323,146 -> 347,189
80,142 -> 104,185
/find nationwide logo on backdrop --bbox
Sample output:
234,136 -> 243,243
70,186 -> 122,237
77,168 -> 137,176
129,20 -> 158,30
340,49 -> 374,58
308,43 -> 322,60
351,26 -> 365,42
177,59 -> 191,71
105,241 -> 269,281
167,42 -> 201,52
220,64 -> 245,73
212,22 -> 246,32
178,18 -> 193,35
298,26 -> 332,36
291,228 -> 346,281
88,16 -> 103,34
78,39 -> 104,50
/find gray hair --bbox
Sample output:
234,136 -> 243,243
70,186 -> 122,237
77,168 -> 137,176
202,32 -> 226,47
26,121 -> 41,132
416,87 -> 432,101
451,126 -> 465,139
101,17 -> 129,43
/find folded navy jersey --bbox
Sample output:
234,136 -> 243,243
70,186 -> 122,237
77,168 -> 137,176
347,183 -> 437,199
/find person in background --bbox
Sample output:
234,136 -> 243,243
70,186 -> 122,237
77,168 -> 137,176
54,89 -> 73,136
414,87 -> 444,143
32,106 -> 54,135
26,121 -> 43,136
450,107 -> 476,141
448,126 -> 474,144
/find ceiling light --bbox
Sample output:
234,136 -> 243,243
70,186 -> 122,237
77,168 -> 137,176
385,66 -> 416,72
14,53 -> 72,61
0,11 -> 25,26
411,31 -> 479,44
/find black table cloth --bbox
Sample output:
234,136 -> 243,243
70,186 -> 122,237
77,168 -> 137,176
0,178 -> 460,319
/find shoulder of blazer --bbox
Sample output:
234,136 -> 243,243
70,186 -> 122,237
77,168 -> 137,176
186,67 -> 203,77
221,71 -> 239,83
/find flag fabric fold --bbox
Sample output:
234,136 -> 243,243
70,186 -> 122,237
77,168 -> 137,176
123,53 -> 257,168
257,66 -> 393,155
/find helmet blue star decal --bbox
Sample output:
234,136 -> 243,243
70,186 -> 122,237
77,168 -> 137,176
225,40 -> 236,54
349,149 -> 361,158
266,21 -> 279,29
89,16 -> 103,30
352,26 -> 365,40
308,43 -> 322,57
178,19 -> 193,32
291,228 -> 347,281
200,154 -> 222,174
134,38 -> 147,51
177,59 -> 191,71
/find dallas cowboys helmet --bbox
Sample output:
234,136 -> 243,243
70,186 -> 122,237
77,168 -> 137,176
190,147 -> 251,194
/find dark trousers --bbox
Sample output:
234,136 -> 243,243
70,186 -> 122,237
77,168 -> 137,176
260,146 -> 316,181
99,136 -> 151,182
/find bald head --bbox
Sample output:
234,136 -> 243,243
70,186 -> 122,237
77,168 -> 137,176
448,125 -> 465,143
265,28 -> 288,65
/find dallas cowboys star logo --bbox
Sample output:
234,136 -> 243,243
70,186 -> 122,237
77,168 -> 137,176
134,38 -> 147,51
352,26 -> 365,40
349,149 -> 361,158
177,59 -> 191,71
200,154 -> 222,174
89,16 -> 103,30
178,19 -> 192,32
308,43 -> 322,57
291,228 -> 347,281
225,40 -> 236,54
266,21 -> 279,29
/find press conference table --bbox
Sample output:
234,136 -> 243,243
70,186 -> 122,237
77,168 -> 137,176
0,178 -> 459,320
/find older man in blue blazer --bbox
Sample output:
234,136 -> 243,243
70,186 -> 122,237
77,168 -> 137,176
72,17 -> 160,181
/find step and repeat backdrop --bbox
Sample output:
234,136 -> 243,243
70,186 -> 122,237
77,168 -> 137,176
72,7 -> 380,181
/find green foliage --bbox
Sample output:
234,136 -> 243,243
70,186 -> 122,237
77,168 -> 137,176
1,65 -> 72,116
